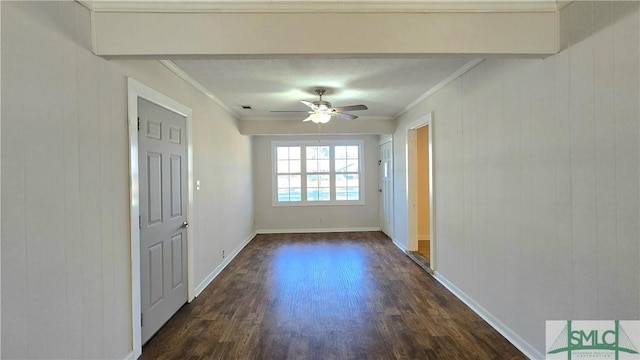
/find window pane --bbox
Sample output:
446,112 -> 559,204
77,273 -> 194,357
346,159 -> 358,172
336,187 -> 347,201
278,189 -> 290,202
277,147 -> 289,160
277,174 -> 301,202
289,160 -> 301,173
335,144 -> 358,174
307,175 -> 318,188
319,146 -> 330,159
347,174 -> 359,187
319,188 -> 330,201
336,160 -> 344,172
307,160 -> 317,173
277,175 -> 289,188
346,146 -> 359,159
335,174 -> 347,187
277,160 -> 289,173
307,189 -> 319,201
307,174 -> 330,202
307,146 -> 318,160
290,175 -> 301,187
277,146 -> 302,176
318,160 -> 330,173
290,188 -> 302,201
307,146 -> 330,174
319,175 -> 330,187
348,187 -> 359,200
290,147 -> 301,159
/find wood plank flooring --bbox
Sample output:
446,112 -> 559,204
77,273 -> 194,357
418,240 -> 430,259
141,232 -> 525,359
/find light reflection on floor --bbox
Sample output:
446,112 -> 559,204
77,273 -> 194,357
269,241 -> 372,334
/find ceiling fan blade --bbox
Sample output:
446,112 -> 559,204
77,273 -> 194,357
301,100 -> 319,111
270,110 -> 309,113
332,104 -> 368,112
302,115 -> 313,122
334,112 -> 358,120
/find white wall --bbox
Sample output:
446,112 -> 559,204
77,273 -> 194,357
1,1 -> 253,359
253,135 -> 380,232
394,2 -> 640,357
0,1 -> 3,357
113,59 -> 255,291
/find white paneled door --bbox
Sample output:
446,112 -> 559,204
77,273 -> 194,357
138,98 -> 188,344
379,140 -> 394,237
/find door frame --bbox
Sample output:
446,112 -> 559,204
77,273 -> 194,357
127,78 -> 195,357
378,136 -> 394,238
406,112 -> 435,271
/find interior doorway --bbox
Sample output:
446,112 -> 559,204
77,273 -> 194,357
406,112 -> 435,271
127,78 -> 195,358
416,126 -> 430,261
379,137 -> 394,238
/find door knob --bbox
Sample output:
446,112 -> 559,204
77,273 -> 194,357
181,221 -> 189,229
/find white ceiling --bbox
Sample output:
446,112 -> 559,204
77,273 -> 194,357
172,57 -> 473,121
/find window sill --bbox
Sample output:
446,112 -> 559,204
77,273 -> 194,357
271,200 -> 365,207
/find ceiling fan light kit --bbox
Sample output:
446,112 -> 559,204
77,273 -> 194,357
306,112 -> 332,124
272,88 -> 368,123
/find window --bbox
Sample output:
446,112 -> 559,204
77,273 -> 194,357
273,140 -> 364,205
306,145 -> 331,201
335,145 -> 360,201
276,146 -> 302,202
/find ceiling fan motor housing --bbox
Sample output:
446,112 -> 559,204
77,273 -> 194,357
314,100 -> 332,110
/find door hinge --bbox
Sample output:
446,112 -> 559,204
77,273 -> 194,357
139,215 -> 141,229
378,160 -> 382,166
141,313 -> 143,327
137,117 -> 140,131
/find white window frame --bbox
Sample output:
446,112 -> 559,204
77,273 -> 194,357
272,139 -> 365,206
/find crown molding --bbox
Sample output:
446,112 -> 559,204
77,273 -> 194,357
78,1 -> 561,13
395,58 -> 484,118
158,60 -> 237,117
239,115 -> 394,122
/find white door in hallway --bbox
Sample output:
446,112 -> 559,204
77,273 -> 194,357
379,140 -> 394,237
138,97 -> 188,344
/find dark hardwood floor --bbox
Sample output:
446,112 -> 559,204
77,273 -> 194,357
141,232 -> 525,359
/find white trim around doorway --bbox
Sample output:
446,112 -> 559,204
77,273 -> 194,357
405,112 -> 435,271
127,78 -> 195,358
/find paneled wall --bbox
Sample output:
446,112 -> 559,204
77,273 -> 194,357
394,2 -> 640,356
1,2 -> 253,359
253,135 -> 380,232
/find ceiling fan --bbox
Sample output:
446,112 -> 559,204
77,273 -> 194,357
271,89 -> 368,124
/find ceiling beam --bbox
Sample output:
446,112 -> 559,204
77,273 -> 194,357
81,1 -> 562,13
240,118 -> 396,136
91,10 -> 559,56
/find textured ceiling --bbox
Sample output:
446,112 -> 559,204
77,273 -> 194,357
172,57 -> 472,121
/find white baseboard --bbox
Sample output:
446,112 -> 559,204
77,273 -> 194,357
433,272 -> 542,360
193,231 -> 257,297
124,350 -> 138,360
256,227 -> 381,234
391,238 -> 408,252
